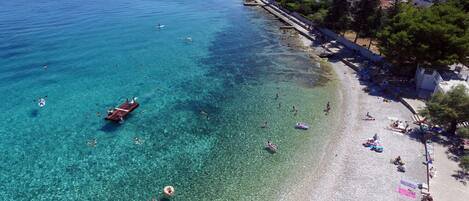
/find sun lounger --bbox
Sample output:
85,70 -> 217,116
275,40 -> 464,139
115,108 -> 130,112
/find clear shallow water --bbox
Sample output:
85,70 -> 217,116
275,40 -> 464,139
0,0 -> 338,200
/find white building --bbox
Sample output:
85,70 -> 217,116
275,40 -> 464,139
415,67 -> 442,92
415,65 -> 469,98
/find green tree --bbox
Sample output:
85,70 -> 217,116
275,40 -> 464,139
377,3 -> 469,72
458,127 -> 469,139
448,0 -> 469,12
324,0 -> 351,34
461,156 -> 469,172
420,85 -> 469,134
387,0 -> 403,19
367,7 -> 384,49
308,8 -> 328,25
351,0 -> 380,42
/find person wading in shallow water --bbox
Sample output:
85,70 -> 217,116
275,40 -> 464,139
324,101 -> 331,115
261,121 -> 268,128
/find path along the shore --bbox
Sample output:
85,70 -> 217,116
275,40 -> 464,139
431,142 -> 469,201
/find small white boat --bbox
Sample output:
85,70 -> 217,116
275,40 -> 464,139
295,122 -> 309,130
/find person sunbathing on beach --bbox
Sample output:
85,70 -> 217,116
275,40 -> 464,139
393,156 -> 405,165
363,112 -> 375,120
366,112 -> 373,118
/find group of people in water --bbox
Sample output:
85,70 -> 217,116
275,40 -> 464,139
156,23 -> 192,43
263,93 -> 332,153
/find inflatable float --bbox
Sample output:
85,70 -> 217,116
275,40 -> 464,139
163,186 -> 174,197
38,98 -> 46,108
295,122 -> 309,130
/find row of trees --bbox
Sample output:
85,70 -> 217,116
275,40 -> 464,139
378,1 -> 469,74
277,0 -> 469,74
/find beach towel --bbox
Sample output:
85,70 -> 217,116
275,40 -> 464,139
398,187 -> 416,199
388,117 -> 398,121
392,131 -> 404,135
400,179 -> 418,189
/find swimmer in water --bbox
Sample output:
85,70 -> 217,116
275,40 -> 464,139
133,137 -> 144,145
156,24 -> 164,29
185,37 -> 193,43
87,138 -> 97,147
261,121 -> 268,128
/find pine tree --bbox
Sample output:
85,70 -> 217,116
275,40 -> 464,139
352,0 -> 380,43
324,0 -> 350,34
368,7 -> 384,49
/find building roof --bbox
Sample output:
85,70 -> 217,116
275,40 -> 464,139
437,80 -> 469,93
439,64 -> 469,81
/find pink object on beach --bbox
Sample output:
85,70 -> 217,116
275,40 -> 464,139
398,187 -> 416,199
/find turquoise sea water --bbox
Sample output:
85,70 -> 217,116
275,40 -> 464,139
0,0 -> 338,200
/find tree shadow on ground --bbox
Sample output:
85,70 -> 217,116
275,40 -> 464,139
310,33 -> 416,103
452,170 -> 469,185
428,133 -> 469,183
